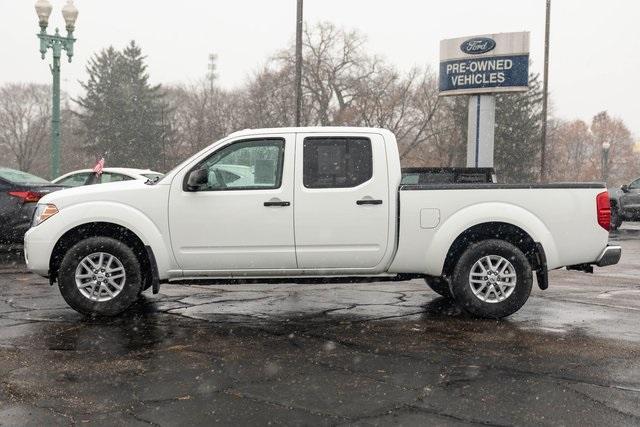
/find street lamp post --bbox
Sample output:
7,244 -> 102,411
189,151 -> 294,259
602,141 -> 611,182
34,0 -> 78,178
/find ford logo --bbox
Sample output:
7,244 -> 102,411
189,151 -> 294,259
460,37 -> 496,55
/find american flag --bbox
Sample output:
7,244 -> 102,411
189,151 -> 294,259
92,157 -> 105,175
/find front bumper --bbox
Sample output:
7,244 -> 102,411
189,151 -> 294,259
596,245 -> 622,267
23,227 -> 53,277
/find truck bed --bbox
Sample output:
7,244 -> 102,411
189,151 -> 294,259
389,183 -> 609,276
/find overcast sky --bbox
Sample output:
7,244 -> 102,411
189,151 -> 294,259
1,0 -> 638,137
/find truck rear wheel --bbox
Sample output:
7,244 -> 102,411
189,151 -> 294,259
58,236 -> 143,316
425,277 -> 453,298
451,239 -> 532,319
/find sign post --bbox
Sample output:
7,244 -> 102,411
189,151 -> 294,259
466,94 -> 495,167
439,32 -> 530,168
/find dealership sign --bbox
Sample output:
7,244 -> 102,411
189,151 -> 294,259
439,32 -> 530,96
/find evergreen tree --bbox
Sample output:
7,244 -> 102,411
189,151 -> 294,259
494,73 -> 544,182
76,41 -> 166,168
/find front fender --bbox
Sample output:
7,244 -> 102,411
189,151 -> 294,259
425,202 -> 560,274
35,201 -> 174,279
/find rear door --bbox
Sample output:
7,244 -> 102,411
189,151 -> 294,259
294,133 -> 390,270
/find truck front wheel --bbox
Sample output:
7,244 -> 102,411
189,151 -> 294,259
57,236 -> 143,316
451,239 -> 532,319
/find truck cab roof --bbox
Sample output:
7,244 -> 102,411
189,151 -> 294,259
228,127 -> 394,138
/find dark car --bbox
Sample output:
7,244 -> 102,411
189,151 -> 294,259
608,177 -> 640,230
0,168 -> 67,244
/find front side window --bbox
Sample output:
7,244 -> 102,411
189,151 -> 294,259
303,137 -> 372,188
197,139 -> 285,191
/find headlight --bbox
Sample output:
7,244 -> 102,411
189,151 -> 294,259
32,203 -> 59,227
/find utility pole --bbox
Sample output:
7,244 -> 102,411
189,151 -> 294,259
207,53 -> 218,96
161,104 -> 167,172
294,0 -> 303,127
540,0 -> 551,182
602,142 -> 610,182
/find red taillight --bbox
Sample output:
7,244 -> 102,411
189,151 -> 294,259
8,191 -> 44,204
596,191 -> 611,231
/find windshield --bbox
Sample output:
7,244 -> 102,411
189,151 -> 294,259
0,168 -> 50,185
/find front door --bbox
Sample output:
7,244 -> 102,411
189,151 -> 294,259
169,135 -> 296,273
294,132 -> 390,271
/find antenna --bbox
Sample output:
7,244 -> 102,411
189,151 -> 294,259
207,53 -> 218,94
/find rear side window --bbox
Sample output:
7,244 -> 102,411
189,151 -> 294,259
101,173 -> 134,183
303,137 -> 372,188
57,172 -> 91,187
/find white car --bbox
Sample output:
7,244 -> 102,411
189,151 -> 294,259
24,127 -> 621,318
52,168 -> 163,187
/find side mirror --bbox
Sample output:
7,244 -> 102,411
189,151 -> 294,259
186,167 -> 208,191
621,184 -> 629,193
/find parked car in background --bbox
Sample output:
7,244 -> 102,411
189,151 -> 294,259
0,168 -> 66,244
608,177 -> 640,230
52,168 -> 164,187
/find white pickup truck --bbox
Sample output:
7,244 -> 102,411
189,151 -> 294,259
24,127 -> 621,318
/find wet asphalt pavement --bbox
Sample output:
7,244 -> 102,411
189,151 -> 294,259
1,229 -> 640,426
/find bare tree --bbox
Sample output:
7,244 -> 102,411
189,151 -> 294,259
167,22 -> 640,183
275,22 -> 381,126
269,23 -> 443,165
0,83 -> 51,172
545,112 -> 638,186
590,111 -> 637,186
164,80 -> 245,165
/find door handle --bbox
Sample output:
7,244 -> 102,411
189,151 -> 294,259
264,200 -> 291,207
356,199 -> 383,205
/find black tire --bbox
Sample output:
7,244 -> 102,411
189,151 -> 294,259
58,236 -> 143,316
425,277 -> 453,298
450,239 -> 532,319
610,205 -> 623,231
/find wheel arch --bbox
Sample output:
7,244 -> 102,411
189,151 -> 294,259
49,222 -> 160,292
423,201 -> 560,276
441,222 -> 545,279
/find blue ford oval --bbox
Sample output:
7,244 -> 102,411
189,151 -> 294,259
460,37 -> 496,55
